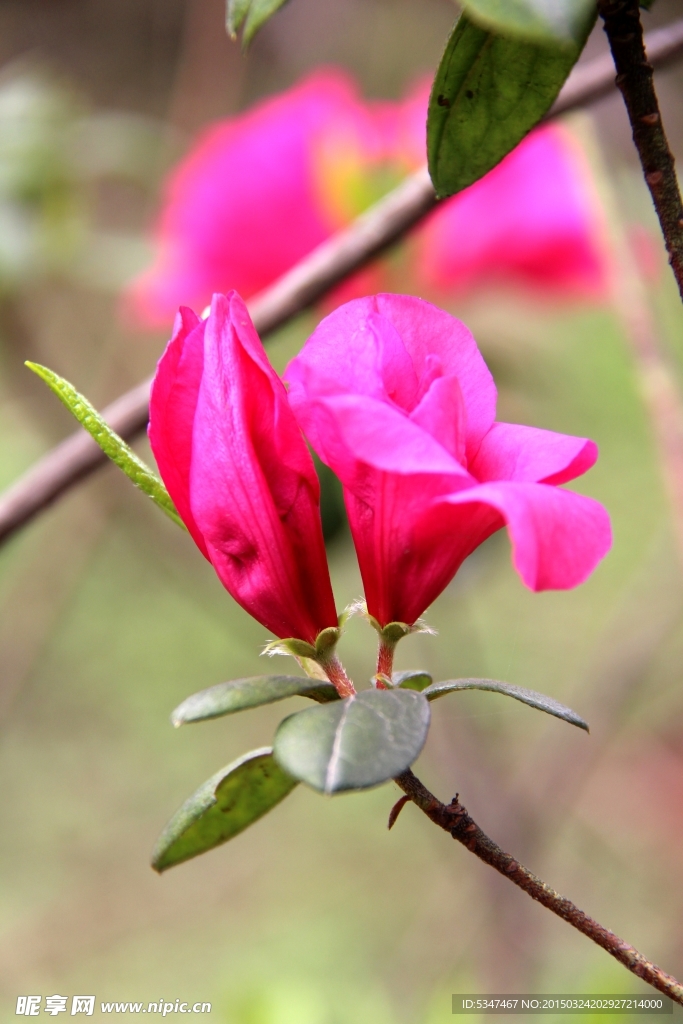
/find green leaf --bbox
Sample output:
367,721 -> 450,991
152,748 -> 297,872
273,689 -> 431,794
461,0 -> 596,45
226,0 -> 251,36
26,362 -> 184,530
423,677 -> 588,731
171,675 -> 340,726
226,0 -> 290,46
427,9 -> 594,198
392,670 -> 433,692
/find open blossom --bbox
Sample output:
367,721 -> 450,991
125,70 -> 395,328
123,70 -> 608,330
285,294 -> 611,627
413,119 -> 609,300
149,291 -> 338,642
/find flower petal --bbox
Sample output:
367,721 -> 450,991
415,124 -> 610,301
189,293 -> 338,642
286,294 -> 496,458
148,306 -> 208,557
441,481 -> 612,591
290,393 -> 470,482
470,422 -> 598,485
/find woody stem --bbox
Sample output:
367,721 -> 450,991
598,0 -> 683,301
393,768 -> 683,1005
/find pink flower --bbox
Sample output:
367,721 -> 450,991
124,70 -> 392,329
285,294 -> 611,627
414,121 -> 609,300
149,291 -> 338,643
123,70 -> 609,331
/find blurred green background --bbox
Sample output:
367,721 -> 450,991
1,0 -> 683,1020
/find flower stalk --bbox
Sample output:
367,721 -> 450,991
319,653 -> 356,698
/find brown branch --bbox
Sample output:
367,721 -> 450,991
1,18 -> 683,547
598,0 -> 683,301
394,768 -> 683,1006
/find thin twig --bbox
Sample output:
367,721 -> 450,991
598,0 -> 683,301
1,18 -> 683,547
394,768 -> 683,1005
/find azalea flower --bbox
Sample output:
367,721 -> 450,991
148,290 -> 338,643
123,71 -> 608,330
125,70 -> 396,328
286,293 -> 612,627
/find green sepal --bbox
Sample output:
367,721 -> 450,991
423,677 -> 588,731
460,0 -> 597,46
427,9 -> 595,198
151,748 -> 298,872
367,616 -> 433,644
393,670 -> 433,692
273,689 -> 431,794
263,638 -> 317,660
315,626 -> 341,659
171,674 -> 340,726
264,626 -> 341,663
226,0 -> 290,46
26,362 -> 184,530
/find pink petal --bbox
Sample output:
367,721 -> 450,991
344,472 -> 500,626
148,306 -> 208,557
286,294 -> 496,458
410,375 -> 467,465
415,125 -> 609,301
122,70 -> 383,329
470,422 -> 598,485
441,481 -> 612,591
189,293 -> 337,642
291,393 -> 471,481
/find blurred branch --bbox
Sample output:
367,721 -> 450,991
1,17 -> 683,547
598,0 -> 683,301
394,768 -> 683,1005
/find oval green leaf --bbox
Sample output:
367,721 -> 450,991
171,675 -> 340,726
25,362 -> 183,530
392,670 -> 433,692
273,689 -> 431,794
461,0 -> 596,45
427,10 -> 594,198
152,748 -> 297,872
423,677 -> 588,731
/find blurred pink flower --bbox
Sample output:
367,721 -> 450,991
286,294 -> 611,627
416,126 -> 610,300
125,70 -> 395,328
124,71 -> 609,330
149,291 -> 338,643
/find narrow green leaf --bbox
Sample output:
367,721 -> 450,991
152,748 -> 297,872
392,670 -> 433,692
273,689 -> 431,794
226,0 -> 251,36
26,362 -> 184,530
423,677 -> 588,731
427,10 -> 594,198
243,0 -> 290,44
172,675 -> 340,726
226,0 -> 290,45
461,0 -> 596,45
